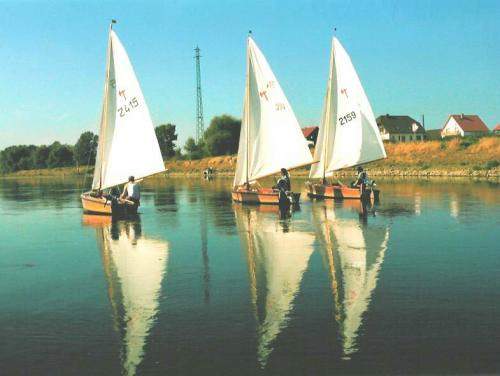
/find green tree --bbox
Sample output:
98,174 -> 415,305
0,145 -> 36,173
155,124 -> 178,159
184,137 -> 206,160
74,131 -> 98,167
204,115 -> 241,156
32,145 -> 51,169
47,142 -> 74,168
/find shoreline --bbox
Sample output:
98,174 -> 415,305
1,165 -> 498,180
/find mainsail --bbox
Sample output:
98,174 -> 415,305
86,218 -> 169,376
310,37 -> 386,179
235,206 -> 315,367
234,37 -> 313,187
92,29 -> 165,190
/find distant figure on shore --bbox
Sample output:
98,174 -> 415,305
121,175 -> 141,205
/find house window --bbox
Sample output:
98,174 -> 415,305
416,135 -> 421,141
409,136 -> 413,141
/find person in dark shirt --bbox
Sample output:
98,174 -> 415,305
276,168 -> 291,191
354,166 -> 368,189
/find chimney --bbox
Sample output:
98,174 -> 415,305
421,114 -> 425,129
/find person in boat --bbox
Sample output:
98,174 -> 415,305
275,168 -> 291,192
353,166 -> 368,190
121,175 -> 141,206
273,168 -> 292,206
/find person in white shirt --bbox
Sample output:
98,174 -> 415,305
121,175 -> 140,204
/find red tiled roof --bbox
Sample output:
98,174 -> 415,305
302,126 -> 318,138
494,124 -> 500,131
446,114 -> 489,132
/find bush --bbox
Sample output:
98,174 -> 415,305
459,137 -> 478,149
184,137 -> 206,160
204,115 -> 241,156
485,160 -> 499,170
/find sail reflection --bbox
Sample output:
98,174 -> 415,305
234,205 -> 315,367
312,203 -> 389,358
82,215 -> 168,376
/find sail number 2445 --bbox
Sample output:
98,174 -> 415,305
339,111 -> 357,125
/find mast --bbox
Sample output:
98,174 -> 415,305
97,19 -> 116,190
322,32 -> 336,182
245,31 -> 252,187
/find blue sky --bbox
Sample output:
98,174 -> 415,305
0,0 -> 499,149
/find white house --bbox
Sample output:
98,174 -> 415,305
376,115 -> 426,142
441,114 -> 489,138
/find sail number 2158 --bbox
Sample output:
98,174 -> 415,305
339,111 -> 357,125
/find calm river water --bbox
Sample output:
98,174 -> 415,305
0,177 -> 499,375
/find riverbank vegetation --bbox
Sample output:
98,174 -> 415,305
1,115 -> 498,178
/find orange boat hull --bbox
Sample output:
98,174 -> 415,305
81,194 -> 113,215
81,193 -> 138,215
232,188 -> 300,205
306,183 -> 379,200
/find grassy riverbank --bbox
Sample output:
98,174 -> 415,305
2,137 -> 499,179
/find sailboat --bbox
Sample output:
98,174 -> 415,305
82,215 -> 169,376
312,202 -> 389,358
306,37 -> 386,200
232,36 -> 314,205
234,205 -> 315,367
81,22 -> 166,215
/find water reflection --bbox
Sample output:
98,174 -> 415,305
234,205 -> 315,367
82,215 -> 169,376
312,202 -> 389,358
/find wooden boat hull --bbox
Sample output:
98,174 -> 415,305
81,193 -> 138,216
232,188 -> 300,206
306,182 -> 380,201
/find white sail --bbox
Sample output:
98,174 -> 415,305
92,29 -> 165,190
234,37 -> 313,187
235,207 -> 315,367
310,37 -> 386,179
91,219 -> 168,376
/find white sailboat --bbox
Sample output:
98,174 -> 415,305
235,206 -> 315,367
83,215 -> 169,376
312,204 -> 389,358
232,36 -> 314,205
307,37 -> 386,200
81,22 -> 165,215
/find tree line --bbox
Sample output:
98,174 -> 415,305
0,115 -> 241,173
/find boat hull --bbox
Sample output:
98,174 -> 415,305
81,193 -> 138,216
232,188 -> 300,206
306,182 -> 379,201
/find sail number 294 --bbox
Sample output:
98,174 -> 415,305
339,111 -> 357,125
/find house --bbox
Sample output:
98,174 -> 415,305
441,114 -> 489,138
376,115 -> 426,142
302,126 -> 319,147
493,124 -> 500,135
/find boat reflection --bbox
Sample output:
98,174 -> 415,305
312,202 -> 389,358
82,215 -> 169,376
234,204 -> 315,367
